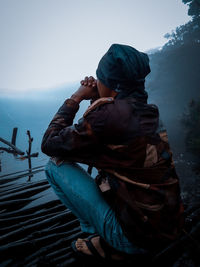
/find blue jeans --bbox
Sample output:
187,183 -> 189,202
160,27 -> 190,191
45,159 -> 146,255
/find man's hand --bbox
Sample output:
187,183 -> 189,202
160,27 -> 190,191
70,76 -> 99,103
81,76 -> 97,88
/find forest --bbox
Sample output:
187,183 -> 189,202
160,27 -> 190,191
147,0 -> 200,171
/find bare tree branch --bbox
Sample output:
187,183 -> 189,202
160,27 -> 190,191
0,147 -> 19,155
26,130 -> 33,181
0,137 -> 24,155
11,128 -> 18,146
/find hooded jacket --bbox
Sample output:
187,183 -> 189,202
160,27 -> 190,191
41,96 -> 184,250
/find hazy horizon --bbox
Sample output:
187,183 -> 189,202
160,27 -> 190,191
0,0 -> 189,94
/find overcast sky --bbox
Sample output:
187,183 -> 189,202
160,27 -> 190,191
0,0 -> 189,93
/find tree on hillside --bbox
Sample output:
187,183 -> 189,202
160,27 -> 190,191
183,0 -> 200,17
164,0 -> 200,48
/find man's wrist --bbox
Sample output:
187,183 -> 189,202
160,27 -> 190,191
70,94 -> 83,104
64,98 -> 80,109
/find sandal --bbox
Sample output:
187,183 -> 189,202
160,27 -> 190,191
71,234 -> 152,265
71,234 -> 123,262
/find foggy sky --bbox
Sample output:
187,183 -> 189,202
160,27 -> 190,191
0,0 -> 189,93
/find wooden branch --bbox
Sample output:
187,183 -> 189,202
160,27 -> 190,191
19,152 -> 39,160
0,165 -> 45,179
0,200 -> 63,218
0,137 -> 24,155
0,184 -> 50,202
21,230 -> 81,265
0,179 -> 49,197
11,128 -> 18,156
47,252 -> 75,266
0,211 -> 73,245
45,247 -> 74,262
31,219 -> 79,236
26,130 -> 33,181
0,203 -> 66,227
0,147 -> 19,155
25,244 -> 72,265
0,198 -> 36,212
0,210 -> 64,232
0,230 -> 82,264
29,152 -> 39,157
11,128 -> 18,146
0,168 -> 44,186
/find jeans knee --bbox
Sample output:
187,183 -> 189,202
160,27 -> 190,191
45,159 -> 69,186
44,168 -> 53,184
44,160 -> 57,184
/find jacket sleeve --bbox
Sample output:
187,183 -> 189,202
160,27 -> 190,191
41,98 -> 104,159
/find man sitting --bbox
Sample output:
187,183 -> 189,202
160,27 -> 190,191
41,44 -> 184,261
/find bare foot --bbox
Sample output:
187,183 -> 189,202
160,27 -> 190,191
75,236 -> 105,258
75,236 -> 125,260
